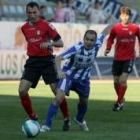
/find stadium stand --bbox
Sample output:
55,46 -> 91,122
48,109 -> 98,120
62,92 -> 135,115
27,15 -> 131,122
0,0 -> 140,23
0,0 -> 55,21
122,0 -> 140,13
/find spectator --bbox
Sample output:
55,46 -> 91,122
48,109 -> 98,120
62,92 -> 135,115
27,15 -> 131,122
64,0 -> 75,23
39,4 -> 54,22
86,1 -> 106,24
0,0 -> 4,20
54,0 -> 66,23
39,5 -> 47,19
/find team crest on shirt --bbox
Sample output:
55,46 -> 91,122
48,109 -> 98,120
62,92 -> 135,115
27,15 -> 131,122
36,30 -> 41,35
129,31 -> 132,35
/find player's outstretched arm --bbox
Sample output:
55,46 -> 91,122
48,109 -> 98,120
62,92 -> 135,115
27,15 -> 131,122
101,24 -> 114,37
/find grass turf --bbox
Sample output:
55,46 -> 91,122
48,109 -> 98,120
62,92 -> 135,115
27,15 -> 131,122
0,80 -> 140,140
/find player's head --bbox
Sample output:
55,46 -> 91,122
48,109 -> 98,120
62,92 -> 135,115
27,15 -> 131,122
39,5 -> 46,15
83,30 -> 97,50
26,2 -> 40,23
94,1 -> 101,9
119,6 -> 131,25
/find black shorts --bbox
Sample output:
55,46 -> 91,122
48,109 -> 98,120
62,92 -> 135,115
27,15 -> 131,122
112,59 -> 134,76
21,55 -> 58,88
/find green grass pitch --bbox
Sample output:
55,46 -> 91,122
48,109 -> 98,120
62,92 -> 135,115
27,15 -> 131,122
0,80 -> 140,140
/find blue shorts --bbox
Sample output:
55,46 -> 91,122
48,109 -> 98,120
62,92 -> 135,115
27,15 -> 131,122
57,77 -> 90,98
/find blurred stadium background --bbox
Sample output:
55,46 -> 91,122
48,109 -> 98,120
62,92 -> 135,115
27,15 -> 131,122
0,0 -> 140,80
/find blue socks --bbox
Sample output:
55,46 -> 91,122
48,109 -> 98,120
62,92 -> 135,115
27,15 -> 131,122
45,103 -> 87,128
76,103 -> 87,122
45,103 -> 58,128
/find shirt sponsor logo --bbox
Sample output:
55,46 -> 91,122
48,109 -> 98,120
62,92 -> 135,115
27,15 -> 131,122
28,28 -> 35,30
120,38 -> 133,42
36,30 -> 41,35
129,31 -> 132,35
29,37 -> 42,43
122,28 -> 128,30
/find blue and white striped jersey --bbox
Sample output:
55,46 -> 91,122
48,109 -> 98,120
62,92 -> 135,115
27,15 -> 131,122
60,34 -> 105,81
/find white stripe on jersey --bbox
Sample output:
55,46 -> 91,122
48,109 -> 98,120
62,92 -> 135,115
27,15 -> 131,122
81,67 -> 91,80
59,78 -> 67,91
73,69 -> 83,79
60,34 -> 105,81
62,42 -> 82,59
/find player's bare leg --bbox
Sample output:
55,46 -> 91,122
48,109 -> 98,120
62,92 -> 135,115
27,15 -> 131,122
49,83 -> 70,131
19,79 -> 38,120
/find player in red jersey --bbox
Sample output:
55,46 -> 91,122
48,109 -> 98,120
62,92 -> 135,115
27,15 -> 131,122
18,2 -> 70,131
104,6 -> 140,111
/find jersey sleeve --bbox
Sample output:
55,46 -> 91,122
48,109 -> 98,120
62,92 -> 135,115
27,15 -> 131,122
46,22 -> 61,41
96,34 -> 105,48
106,26 -> 116,50
21,25 -> 27,41
60,42 -> 82,59
136,26 -> 140,52
93,34 -> 105,57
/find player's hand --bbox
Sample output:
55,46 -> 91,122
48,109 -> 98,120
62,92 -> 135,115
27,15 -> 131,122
57,70 -> 66,79
104,49 -> 110,56
40,42 -> 52,50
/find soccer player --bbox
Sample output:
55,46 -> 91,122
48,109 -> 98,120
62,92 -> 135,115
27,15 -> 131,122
40,24 -> 114,132
104,6 -> 140,111
18,2 -> 70,131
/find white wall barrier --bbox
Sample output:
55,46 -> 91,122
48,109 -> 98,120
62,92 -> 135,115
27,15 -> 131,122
0,50 -> 26,79
0,22 -> 139,79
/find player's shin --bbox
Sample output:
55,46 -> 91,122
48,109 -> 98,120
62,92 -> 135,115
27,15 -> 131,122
117,84 -> 127,104
114,83 -> 119,95
44,103 -> 58,128
60,98 -> 70,119
20,93 -> 38,120
76,103 -> 88,122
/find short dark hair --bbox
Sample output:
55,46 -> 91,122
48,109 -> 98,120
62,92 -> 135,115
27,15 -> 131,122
40,5 -> 46,9
94,0 -> 101,5
84,30 -> 97,39
120,6 -> 131,16
26,2 -> 39,11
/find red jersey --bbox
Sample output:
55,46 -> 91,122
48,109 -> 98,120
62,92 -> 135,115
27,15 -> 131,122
22,19 -> 60,56
107,22 -> 140,60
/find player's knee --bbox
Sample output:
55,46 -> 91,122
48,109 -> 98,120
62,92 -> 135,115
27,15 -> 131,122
50,86 -> 57,95
79,100 -> 88,106
18,88 -> 27,97
53,95 -> 64,106
119,80 -> 127,86
52,88 -> 57,95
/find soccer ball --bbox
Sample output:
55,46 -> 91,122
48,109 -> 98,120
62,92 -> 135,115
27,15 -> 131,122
22,120 -> 40,138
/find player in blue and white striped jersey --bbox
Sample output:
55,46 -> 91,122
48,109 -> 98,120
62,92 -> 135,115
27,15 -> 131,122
41,24 -> 114,132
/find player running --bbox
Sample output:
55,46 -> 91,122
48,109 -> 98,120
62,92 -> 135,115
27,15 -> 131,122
40,24 -> 113,132
104,6 -> 140,111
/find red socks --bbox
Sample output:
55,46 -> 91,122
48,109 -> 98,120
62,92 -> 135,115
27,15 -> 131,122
117,84 -> 127,104
114,83 -> 119,95
20,94 -> 38,120
60,98 -> 70,119
21,94 -> 69,120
